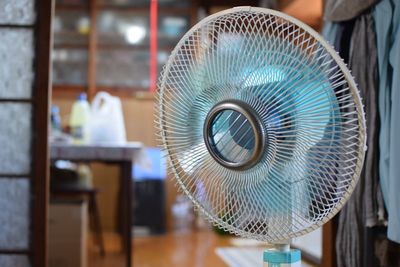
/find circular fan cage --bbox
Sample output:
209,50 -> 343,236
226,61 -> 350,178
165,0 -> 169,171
157,7 -> 366,243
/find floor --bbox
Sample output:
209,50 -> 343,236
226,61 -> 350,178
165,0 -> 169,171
89,230 -> 229,267
88,230 -> 317,267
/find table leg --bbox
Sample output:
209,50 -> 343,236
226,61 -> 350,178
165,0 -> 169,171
322,216 -> 338,267
121,161 -> 133,267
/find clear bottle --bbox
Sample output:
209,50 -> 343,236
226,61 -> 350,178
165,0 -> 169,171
69,93 -> 91,144
172,195 -> 194,233
51,105 -> 62,132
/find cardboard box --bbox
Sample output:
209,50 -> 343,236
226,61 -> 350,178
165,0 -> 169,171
49,200 -> 88,267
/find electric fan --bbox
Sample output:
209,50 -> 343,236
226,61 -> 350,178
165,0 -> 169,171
157,7 -> 366,267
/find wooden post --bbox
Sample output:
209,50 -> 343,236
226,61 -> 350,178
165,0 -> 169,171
322,217 -> 338,267
88,0 -> 98,100
32,0 -> 53,266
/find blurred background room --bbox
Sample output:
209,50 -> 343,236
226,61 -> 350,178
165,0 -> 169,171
49,1 -> 323,267
1,0 -> 399,267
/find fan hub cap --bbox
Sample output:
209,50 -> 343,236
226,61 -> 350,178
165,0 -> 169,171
204,99 -> 266,170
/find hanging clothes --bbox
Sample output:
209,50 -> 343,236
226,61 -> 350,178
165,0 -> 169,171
373,0 -> 400,244
323,11 -> 384,267
324,0 -> 377,21
323,16 -> 384,229
351,18 -> 384,230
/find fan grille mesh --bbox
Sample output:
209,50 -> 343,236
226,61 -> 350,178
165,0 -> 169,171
158,7 -> 366,242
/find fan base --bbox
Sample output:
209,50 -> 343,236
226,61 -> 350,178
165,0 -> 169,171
263,248 -> 301,267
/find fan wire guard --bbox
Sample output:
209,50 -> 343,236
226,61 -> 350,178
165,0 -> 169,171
157,7 -> 366,243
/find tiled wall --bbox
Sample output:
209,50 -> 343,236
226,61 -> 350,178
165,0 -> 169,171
0,0 -> 36,266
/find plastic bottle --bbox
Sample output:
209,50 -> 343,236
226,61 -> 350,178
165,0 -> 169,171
69,93 -> 91,144
51,105 -> 62,132
172,195 -> 194,233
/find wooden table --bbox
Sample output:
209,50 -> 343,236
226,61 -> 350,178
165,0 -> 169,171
50,142 -> 144,267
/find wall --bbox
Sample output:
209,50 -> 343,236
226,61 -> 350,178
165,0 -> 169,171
52,95 -> 176,232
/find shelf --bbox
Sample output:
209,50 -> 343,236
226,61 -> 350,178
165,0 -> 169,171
53,84 -> 86,90
96,0 -> 192,11
54,43 -> 89,49
52,85 -> 156,99
96,5 -> 192,14
53,42 -> 174,50
52,48 -> 88,87
56,4 -> 192,13
52,0 -> 197,97
54,30 -> 89,35
53,32 -> 89,46
97,85 -> 148,92
96,44 -> 174,50
52,85 -> 87,98
96,5 -> 149,12
55,4 -> 89,11
53,42 -> 175,51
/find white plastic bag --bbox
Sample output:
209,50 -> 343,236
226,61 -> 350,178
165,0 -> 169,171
90,92 -> 127,144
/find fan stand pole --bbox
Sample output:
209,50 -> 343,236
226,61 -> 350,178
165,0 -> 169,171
263,244 -> 301,267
